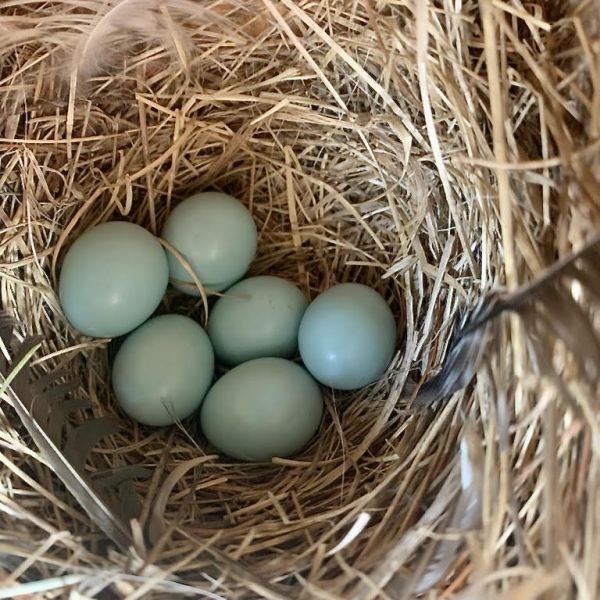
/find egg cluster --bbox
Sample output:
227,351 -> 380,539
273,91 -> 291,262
59,191 -> 396,461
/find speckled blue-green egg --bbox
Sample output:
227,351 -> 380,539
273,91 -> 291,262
298,283 -> 396,390
207,276 -> 308,366
59,221 -> 169,338
200,358 -> 323,461
161,191 -> 258,295
112,314 -> 214,426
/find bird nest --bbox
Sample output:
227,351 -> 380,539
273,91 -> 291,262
0,1 -> 599,598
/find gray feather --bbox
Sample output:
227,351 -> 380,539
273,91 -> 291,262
416,233 -> 600,406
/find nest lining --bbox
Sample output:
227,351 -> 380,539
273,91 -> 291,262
0,1 -> 599,598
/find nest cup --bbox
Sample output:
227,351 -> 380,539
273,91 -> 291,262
1,1 -> 599,598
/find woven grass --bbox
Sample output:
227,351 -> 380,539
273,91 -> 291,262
0,0 -> 599,598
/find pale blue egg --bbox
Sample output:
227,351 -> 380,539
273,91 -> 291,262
298,283 -> 396,390
207,276 -> 308,366
112,314 -> 214,426
161,191 -> 257,294
200,358 -> 323,461
59,221 -> 169,338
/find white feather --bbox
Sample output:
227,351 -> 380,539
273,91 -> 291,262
326,512 -> 371,557
75,0 -> 231,79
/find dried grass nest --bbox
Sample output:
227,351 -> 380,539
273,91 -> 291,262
1,1 -> 599,598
